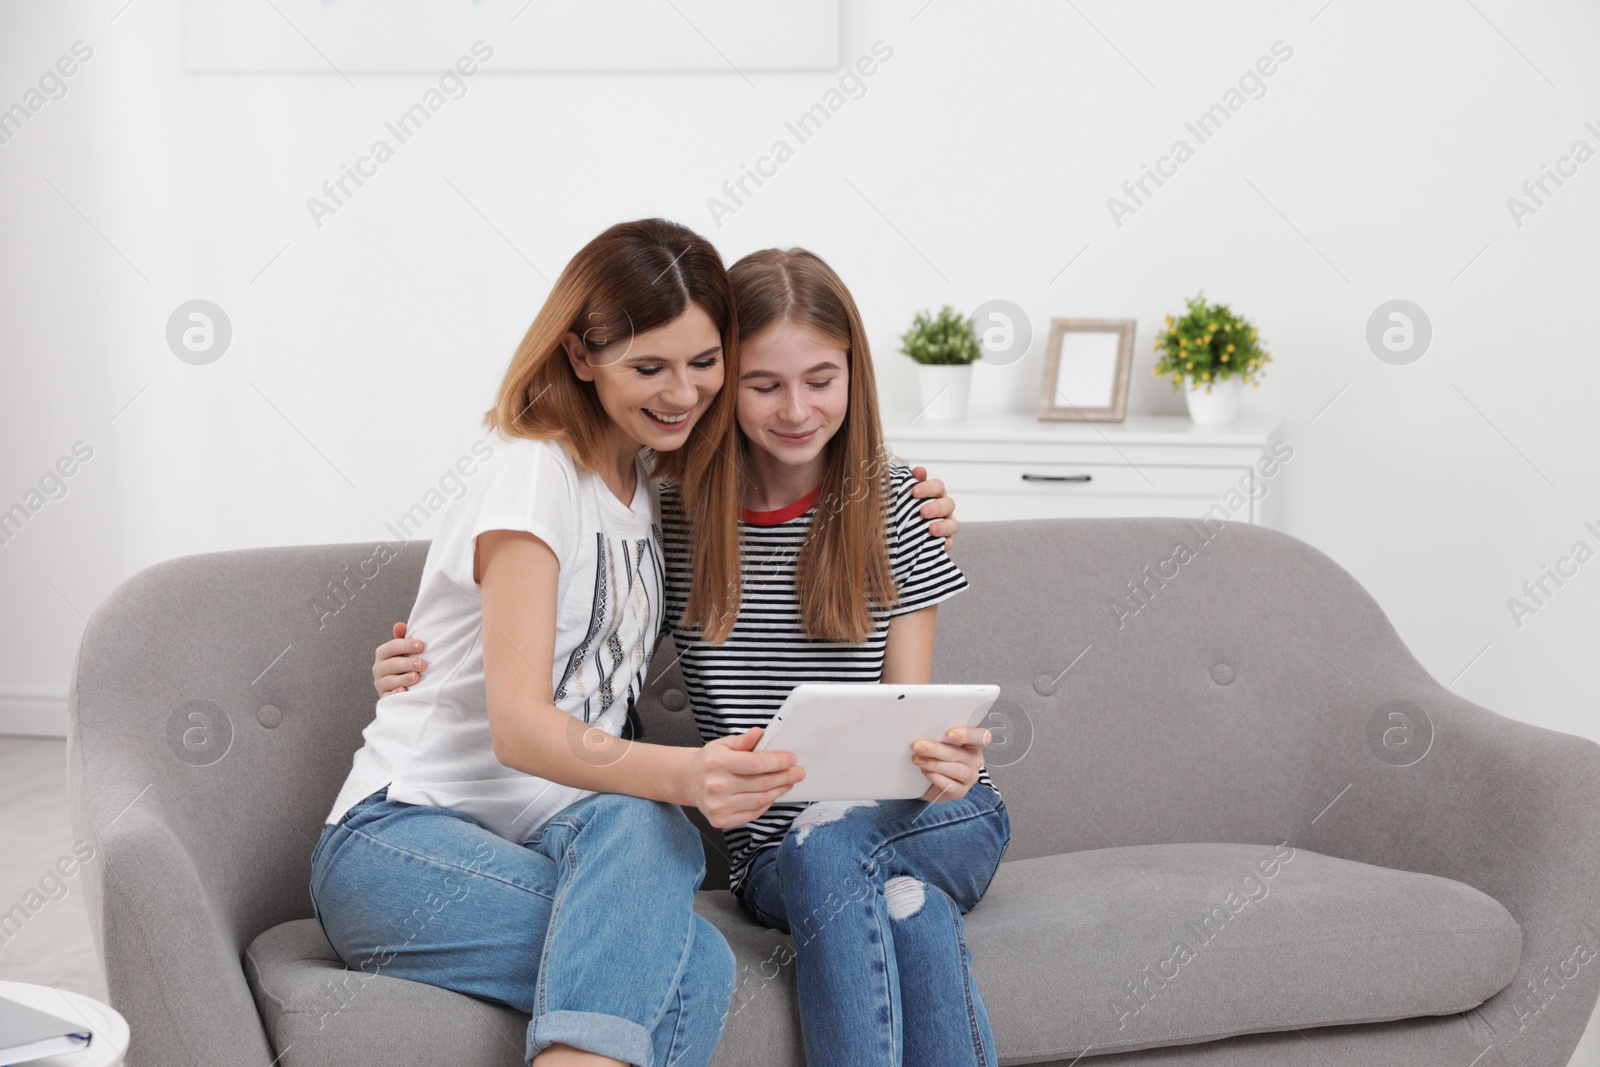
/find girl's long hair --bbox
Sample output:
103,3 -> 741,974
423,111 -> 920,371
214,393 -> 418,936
683,247 -> 897,645
484,218 -> 737,493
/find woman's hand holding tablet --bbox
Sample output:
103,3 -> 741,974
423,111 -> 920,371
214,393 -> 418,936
683,726 -> 809,829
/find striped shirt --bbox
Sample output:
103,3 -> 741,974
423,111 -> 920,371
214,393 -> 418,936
659,464 -> 997,896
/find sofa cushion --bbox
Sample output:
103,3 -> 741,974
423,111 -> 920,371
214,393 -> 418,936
970,843 -> 1520,1061
245,844 -> 1520,1066
244,916 -> 530,1066
245,893 -> 803,1067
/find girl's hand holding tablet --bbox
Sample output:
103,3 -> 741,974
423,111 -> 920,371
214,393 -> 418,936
912,725 -> 993,802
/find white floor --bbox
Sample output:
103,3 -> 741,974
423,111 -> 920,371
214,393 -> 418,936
1,738 -> 113,1005
4,734 -> 1600,1064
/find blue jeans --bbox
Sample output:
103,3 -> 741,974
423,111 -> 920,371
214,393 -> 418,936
735,782 -> 1011,1067
309,786 -> 735,1067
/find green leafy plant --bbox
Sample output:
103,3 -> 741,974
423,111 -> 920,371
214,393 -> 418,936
1153,291 -> 1271,393
900,305 -> 982,366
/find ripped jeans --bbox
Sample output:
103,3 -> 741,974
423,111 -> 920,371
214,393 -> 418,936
734,782 -> 1010,1067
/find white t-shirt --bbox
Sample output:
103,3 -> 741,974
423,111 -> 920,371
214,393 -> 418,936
324,433 -> 666,844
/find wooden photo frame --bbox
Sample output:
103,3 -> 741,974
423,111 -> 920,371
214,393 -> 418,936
1038,318 -> 1136,422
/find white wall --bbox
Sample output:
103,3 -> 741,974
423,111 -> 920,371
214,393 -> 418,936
3,0 -> 1596,742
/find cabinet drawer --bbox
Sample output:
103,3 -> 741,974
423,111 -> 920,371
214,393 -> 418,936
911,461 -> 1257,523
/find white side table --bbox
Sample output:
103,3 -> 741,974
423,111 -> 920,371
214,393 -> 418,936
884,413 -> 1286,525
0,981 -> 128,1067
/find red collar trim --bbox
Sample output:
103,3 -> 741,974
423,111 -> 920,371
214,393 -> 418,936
740,483 -> 824,525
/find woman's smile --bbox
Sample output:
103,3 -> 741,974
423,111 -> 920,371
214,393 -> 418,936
644,407 -> 692,429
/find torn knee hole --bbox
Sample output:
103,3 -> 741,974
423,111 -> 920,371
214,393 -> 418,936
885,876 -> 925,920
791,800 -> 877,845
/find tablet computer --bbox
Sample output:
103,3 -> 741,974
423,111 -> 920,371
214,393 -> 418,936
750,682 -> 1001,802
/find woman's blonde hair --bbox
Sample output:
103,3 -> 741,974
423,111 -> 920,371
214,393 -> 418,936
682,247 -> 897,644
484,218 -> 737,489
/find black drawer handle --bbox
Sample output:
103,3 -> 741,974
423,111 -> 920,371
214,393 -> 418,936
1021,473 -> 1092,483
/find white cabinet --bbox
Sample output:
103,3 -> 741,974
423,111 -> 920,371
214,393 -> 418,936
884,414 -> 1285,525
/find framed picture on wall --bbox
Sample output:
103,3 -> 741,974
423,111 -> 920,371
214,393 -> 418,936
1038,318 -> 1136,422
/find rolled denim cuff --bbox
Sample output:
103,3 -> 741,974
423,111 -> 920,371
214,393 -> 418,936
527,1008 -> 654,1066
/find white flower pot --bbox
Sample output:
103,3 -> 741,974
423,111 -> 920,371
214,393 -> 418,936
1183,377 -> 1241,425
915,364 -> 973,421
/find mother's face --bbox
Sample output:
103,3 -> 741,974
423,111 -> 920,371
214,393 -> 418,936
564,303 -> 725,453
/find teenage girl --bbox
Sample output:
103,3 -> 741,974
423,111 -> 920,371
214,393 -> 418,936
314,218 -> 795,1067
377,247 -> 1007,1065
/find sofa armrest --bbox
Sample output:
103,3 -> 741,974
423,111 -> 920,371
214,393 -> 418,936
75,798 -> 278,1067
66,541 -> 439,1065
1299,681 -> 1600,1067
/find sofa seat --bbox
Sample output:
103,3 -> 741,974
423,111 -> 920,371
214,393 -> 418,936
964,843 -> 1520,1061
245,841 -> 1520,1066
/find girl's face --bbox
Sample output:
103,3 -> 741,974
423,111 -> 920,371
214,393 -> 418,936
566,303 -> 725,453
738,320 -> 849,469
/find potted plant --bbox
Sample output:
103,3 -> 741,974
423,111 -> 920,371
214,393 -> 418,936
1153,292 -> 1271,425
900,305 -> 982,420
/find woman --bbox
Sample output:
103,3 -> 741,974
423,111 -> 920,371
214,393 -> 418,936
378,246 -> 1005,1065
314,218 -> 795,1067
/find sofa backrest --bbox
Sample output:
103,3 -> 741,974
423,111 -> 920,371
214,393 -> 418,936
922,516 -> 1421,863
633,516 -> 1425,871
70,517 -> 1423,955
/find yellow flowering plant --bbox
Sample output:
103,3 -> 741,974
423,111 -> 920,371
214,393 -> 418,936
1153,291 -> 1271,393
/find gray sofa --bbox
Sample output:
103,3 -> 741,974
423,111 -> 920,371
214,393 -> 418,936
68,517 -> 1600,1066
